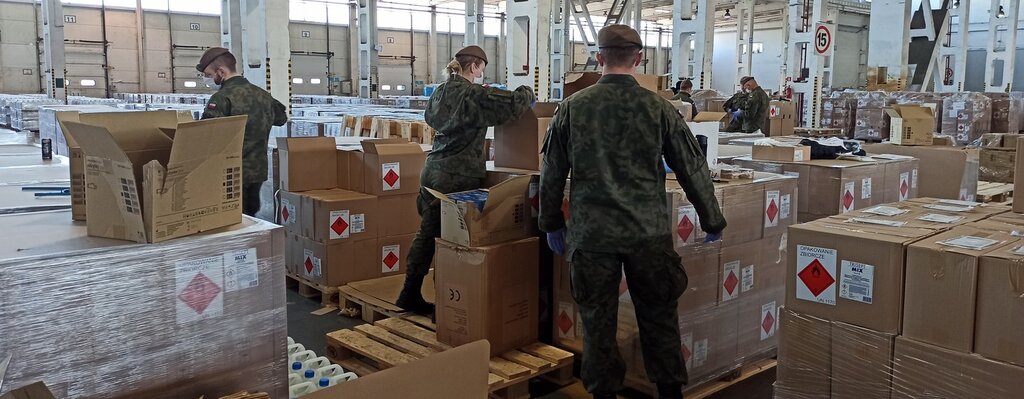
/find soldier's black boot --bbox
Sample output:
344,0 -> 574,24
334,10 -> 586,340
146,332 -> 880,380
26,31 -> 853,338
657,382 -> 684,399
396,274 -> 434,315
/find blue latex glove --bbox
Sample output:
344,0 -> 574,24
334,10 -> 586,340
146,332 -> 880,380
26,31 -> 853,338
531,98 -> 537,108
730,110 -> 742,122
704,231 -> 722,243
547,229 -> 566,256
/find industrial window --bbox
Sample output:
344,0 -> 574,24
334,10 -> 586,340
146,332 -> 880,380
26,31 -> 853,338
183,81 -> 197,88
396,85 -> 407,91
80,79 -> 96,87
293,78 -> 304,84
310,78 -> 322,84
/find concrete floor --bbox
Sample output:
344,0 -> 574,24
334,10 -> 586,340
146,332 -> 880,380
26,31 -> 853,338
285,288 -> 775,399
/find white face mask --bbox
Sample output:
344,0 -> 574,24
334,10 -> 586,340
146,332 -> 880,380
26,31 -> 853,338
473,76 -> 484,84
203,75 -> 219,89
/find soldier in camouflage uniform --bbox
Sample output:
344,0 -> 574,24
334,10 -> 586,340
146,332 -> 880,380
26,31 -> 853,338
396,45 -> 536,315
539,25 -> 726,399
199,47 -> 288,217
735,76 -> 770,133
723,91 -> 748,132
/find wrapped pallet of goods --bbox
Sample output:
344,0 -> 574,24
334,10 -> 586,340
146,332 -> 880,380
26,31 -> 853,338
941,92 -> 992,146
820,91 -> 857,138
853,91 -> 895,142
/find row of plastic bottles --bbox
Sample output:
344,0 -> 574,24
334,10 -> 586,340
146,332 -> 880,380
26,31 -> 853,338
288,337 -> 358,398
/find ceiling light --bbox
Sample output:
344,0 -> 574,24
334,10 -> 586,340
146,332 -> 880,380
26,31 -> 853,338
724,9 -> 732,19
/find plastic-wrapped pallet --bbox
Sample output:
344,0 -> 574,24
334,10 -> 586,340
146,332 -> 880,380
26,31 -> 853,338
0,210 -> 287,399
821,91 -> 858,138
941,92 -> 992,145
983,92 -> 1024,133
853,91 -> 894,141
892,92 -> 945,134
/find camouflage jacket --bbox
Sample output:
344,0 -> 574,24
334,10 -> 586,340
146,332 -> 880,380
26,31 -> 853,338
741,88 -> 770,133
202,76 -> 288,184
670,91 -> 698,119
424,75 -> 535,178
538,74 -> 726,253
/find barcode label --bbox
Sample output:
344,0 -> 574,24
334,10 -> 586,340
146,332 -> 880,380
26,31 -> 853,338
224,248 -> 259,292
839,260 -> 874,304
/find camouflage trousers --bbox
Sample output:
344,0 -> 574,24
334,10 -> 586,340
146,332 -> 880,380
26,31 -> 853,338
569,238 -> 689,394
406,167 -> 485,277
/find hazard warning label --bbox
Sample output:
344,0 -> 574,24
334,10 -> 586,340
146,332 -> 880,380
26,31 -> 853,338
742,265 -> 755,293
382,162 -> 401,191
765,190 -> 780,228
760,301 -> 777,340
681,333 -> 694,369
303,249 -> 322,277
912,169 -> 918,188
795,245 -> 837,305
722,261 -> 740,302
780,194 -> 791,220
841,181 -> 855,213
176,255 -> 224,324
329,210 -> 351,239
382,244 -> 401,273
677,206 -> 701,243
557,302 -> 575,339
899,172 -> 911,201
280,198 -> 297,226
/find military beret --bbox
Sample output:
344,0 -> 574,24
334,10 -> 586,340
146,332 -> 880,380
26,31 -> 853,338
456,45 -> 488,64
196,47 -> 232,72
740,76 -> 755,85
598,24 -> 643,49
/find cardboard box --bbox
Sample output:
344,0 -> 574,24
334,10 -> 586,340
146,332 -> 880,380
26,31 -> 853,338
337,147 -> 366,192
763,101 -> 796,137
862,143 -> 978,201
719,179 -> 765,245
904,227 -> 1015,352
0,382 -> 57,399
435,238 -> 539,355
1015,139 -> 1024,213
751,145 -> 810,162
678,242 -> 722,315
278,136 -> 338,192
669,100 -> 694,121
671,190 -> 708,247
980,148 -> 1016,183
57,110 -> 181,221
564,72 -> 663,98
360,139 -> 427,196
295,235 -> 385,286
974,240 -> 1024,366
880,156 -> 920,203
691,112 -> 730,132
64,115 -> 246,243
301,189 -> 379,243
893,336 -> 1024,399
831,322 -> 896,399
775,308 -> 832,398
279,190 -> 302,236
719,243 -> 760,305
788,220 -> 938,333
379,194 -> 421,237
377,233 -> 416,275
887,105 -> 936,146
493,103 -> 557,171
427,175 -> 531,248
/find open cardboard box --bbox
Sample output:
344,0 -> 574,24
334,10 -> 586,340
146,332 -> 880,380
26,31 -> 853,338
493,103 -> 558,171
360,139 -> 427,196
886,105 -> 935,146
64,114 -> 247,243
692,112 -> 730,132
426,175 -> 532,247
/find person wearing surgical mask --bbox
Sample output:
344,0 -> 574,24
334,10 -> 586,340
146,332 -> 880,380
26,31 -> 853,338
396,45 -> 536,315
198,47 -> 288,217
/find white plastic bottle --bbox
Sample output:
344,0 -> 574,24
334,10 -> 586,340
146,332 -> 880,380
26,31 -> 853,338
288,336 -> 295,346
288,373 -> 304,386
289,361 -> 305,376
317,377 -> 332,390
315,364 -> 345,378
287,343 -> 306,357
289,349 -> 316,364
289,381 -> 317,398
302,356 -> 331,371
327,373 -> 358,385
303,369 -> 319,382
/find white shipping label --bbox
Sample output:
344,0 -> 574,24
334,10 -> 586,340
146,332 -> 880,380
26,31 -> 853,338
765,190 -> 781,228
917,213 -> 963,224
175,255 -> 225,324
329,210 -> 351,239
781,194 -> 792,220
351,214 -> 366,234
793,149 -> 805,162
722,261 -> 741,301
557,302 -> 575,339
682,333 -> 694,369
861,178 -> 872,199
795,245 -> 838,305
302,249 -> 322,277
839,260 -> 874,304
864,206 -> 909,217
677,206 -> 702,243
842,181 -> 856,213
912,169 -> 919,188
939,235 -> 1001,250
849,218 -> 907,227
760,301 -> 778,340
381,244 -> 401,273
382,162 -> 401,190
693,338 -> 709,368
741,265 -> 755,293
899,172 -> 911,201
224,248 -> 259,292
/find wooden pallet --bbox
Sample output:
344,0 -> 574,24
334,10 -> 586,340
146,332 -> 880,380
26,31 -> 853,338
624,357 -> 777,399
285,272 -> 340,307
336,272 -> 436,324
338,284 -> 413,323
977,181 -> 1014,203
325,318 -> 575,399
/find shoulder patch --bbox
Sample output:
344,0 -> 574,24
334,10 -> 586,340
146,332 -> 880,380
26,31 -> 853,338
207,103 -> 217,110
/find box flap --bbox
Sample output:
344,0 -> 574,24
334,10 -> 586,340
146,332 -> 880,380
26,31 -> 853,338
694,112 -> 729,122
360,138 -> 423,155
425,187 -> 456,204
78,111 -> 178,152
482,175 -> 531,213
62,121 -> 131,163
895,105 -> 935,119
277,136 -> 336,152
884,108 -> 902,119
167,116 -> 247,165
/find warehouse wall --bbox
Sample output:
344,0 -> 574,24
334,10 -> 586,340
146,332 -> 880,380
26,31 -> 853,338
0,5 -> 40,94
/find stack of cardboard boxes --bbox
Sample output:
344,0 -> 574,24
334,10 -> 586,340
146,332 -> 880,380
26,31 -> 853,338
941,92 -> 992,145
978,132 -> 1020,183
820,92 -> 858,138
862,142 -> 980,201
983,92 -> 1024,134
853,91 -> 895,141
277,137 -> 426,288
776,198 -> 1024,398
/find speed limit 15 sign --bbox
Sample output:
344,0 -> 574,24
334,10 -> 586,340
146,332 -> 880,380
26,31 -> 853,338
814,23 -> 835,57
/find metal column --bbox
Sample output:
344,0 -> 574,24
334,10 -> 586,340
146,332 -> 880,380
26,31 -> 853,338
357,0 -> 378,98
671,0 -> 715,89
735,0 -> 755,91
220,0 -> 243,57
983,0 -> 1020,92
550,0 -> 569,101
349,3 -> 359,93
937,0 -> 970,92
41,0 -> 67,102
465,0 -> 485,46
220,0 -> 290,107
506,0 -> 553,101
786,0 -> 835,127
135,0 -> 147,93
428,5 -> 438,84
867,0 -> 912,84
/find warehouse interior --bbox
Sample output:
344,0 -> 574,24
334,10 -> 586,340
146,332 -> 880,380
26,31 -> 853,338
3,0 -> 1024,398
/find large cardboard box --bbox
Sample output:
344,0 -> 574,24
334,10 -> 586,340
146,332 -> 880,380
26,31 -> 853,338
379,194 -> 421,237
974,239 -> 1024,366
763,101 -> 796,137
493,103 -> 557,170
563,72 -> 663,98
360,139 -> 426,196
294,235 -> 385,286
435,238 -> 539,356
862,143 -> 978,201
980,147 -> 1016,183
719,179 -> 765,245
903,227 -> 1015,352
278,136 -> 338,192
886,105 -> 936,146
65,114 -> 246,243
718,243 -> 758,305
751,145 -> 810,162
831,321 -> 896,399
788,220 -> 938,333
775,308 -> 832,398
691,112 -> 730,132
301,189 -> 379,243
1015,139 -> 1024,213
678,242 -> 722,315
427,175 -> 531,248
337,147 -> 366,192
879,155 -> 920,203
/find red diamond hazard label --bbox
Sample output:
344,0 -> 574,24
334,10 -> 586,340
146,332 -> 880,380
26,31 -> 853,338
558,311 -> 573,334
900,172 -> 910,201
900,181 -> 909,198
724,272 -> 739,296
383,252 -> 399,269
331,216 -> 349,237
178,272 -> 222,314
382,245 -> 400,273
798,259 -> 835,297
762,311 -> 775,334
681,343 -> 692,361
383,169 -> 400,187
382,162 -> 401,190
761,301 -> 778,340
557,303 -> 575,338
304,256 -> 314,274
722,261 -> 740,301
842,190 -> 854,212
281,206 -> 290,223
678,214 -> 695,241
766,199 -> 779,223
